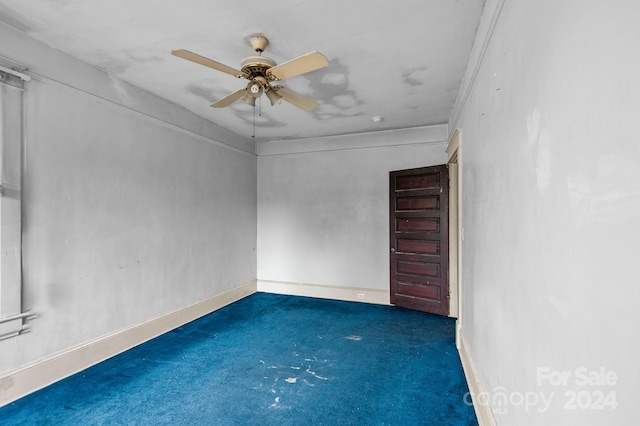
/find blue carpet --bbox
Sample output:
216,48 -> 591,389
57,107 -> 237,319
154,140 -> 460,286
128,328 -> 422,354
0,293 -> 477,425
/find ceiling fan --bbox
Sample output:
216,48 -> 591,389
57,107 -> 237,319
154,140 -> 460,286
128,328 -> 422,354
172,35 -> 328,111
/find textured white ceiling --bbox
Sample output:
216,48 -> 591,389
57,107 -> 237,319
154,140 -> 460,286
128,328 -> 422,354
0,0 -> 485,142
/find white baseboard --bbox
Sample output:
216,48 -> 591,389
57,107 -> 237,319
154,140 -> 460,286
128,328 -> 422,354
257,279 -> 390,305
458,327 -> 497,426
0,280 -> 256,408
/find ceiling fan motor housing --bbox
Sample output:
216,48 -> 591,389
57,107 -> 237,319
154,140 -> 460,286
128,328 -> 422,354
241,55 -> 276,78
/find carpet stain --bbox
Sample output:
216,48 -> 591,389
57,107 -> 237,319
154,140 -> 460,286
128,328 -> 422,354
268,396 -> 281,409
344,335 -> 363,341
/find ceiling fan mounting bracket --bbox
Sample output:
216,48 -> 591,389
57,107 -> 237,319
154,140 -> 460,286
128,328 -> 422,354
249,35 -> 269,53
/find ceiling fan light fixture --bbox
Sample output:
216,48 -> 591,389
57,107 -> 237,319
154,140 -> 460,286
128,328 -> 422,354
266,87 -> 283,106
246,80 -> 263,98
242,93 -> 256,106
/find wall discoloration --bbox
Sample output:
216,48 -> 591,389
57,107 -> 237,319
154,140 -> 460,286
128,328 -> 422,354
457,1 -> 640,423
109,75 -> 133,104
568,154 -> 640,230
526,108 -> 552,194
0,4 -> 32,33
0,376 -> 14,391
535,128 -> 551,194
526,108 -> 541,149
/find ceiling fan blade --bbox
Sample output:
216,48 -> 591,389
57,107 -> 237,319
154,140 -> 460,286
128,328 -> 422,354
275,86 -> 318,111
211,88 -> 247,108
172,49 -> 249,79
267,51 -> 328,81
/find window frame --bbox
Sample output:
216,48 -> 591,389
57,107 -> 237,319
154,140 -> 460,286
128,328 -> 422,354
0,63 -> 31,340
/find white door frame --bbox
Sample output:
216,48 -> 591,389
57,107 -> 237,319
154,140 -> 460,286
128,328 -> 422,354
446,129 -> 462,347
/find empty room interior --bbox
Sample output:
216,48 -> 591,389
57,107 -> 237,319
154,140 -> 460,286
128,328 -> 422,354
0,0 -> 637,424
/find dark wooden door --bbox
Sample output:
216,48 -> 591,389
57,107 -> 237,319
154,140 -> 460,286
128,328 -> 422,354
390,165 -> 449,315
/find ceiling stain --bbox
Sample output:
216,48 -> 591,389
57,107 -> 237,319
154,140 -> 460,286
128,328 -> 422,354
403,67 -> 429,87
186,83 -> 216,103
306,59 -> 364,120
124,49 -> 164,64
320,73 -> 347,85
332,95 -> 359,109
0,0 -> 487,141
229,102 -> 287,129
182,59 -> 363,132
96,58 -> 128,75
445,84 -> 460,93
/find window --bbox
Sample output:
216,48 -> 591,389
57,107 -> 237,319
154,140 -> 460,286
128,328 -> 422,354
0,64 -> 30,340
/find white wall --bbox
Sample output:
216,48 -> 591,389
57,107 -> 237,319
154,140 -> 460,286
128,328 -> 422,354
257,126 -> 448,302
0,23 -> 257,377
454,0 -> 640,424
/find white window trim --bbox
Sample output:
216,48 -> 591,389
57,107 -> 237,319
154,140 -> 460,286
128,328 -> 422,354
0,62 -> 34,340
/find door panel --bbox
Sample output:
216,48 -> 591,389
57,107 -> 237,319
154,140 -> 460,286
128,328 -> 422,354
396,196 -> 439,210
396,240 -> 439,255
397,282 -> 441,300
395,217 -> 440,232
396,260 -> 440,277
390,165 -> 449,315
